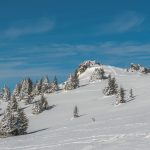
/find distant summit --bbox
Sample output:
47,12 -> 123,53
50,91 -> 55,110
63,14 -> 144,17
76,60 -> 101,76
127,63 -> 150,74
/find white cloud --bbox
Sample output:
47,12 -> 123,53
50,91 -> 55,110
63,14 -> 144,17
0,63 -> 67,78
3,18 -> 55,38
13,42 -> 150,58
99,42 -> 150,55
0,41 -> 149,78
99,11 -> 144,34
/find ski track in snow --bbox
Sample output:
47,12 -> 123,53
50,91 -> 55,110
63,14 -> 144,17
1,132 -> 150,150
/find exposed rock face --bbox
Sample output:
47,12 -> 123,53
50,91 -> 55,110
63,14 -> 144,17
127,63 -> 150,74
76,60 -> 101,76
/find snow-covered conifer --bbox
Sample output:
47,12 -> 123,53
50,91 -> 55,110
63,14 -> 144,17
73,105 -> 79,118
13,84 -> 21,101
50,76 -> 59,92
64,74 -> 79,91
2,85 -> 11,101
116,87 -> 126,104
32,79 -> 42,96
32,101 -> 42,114
103,75 -> 118,96
41,76 -> 50,93
90,68 -> 105,81
19,79 -> 32,104
11,95 -> 18,111
17,109 -> 28,135
129,88 -> 134,100
32,94 -> 49,115
0,96 -> 28,136
39,94 -> 49,110
27,78 -> 33,95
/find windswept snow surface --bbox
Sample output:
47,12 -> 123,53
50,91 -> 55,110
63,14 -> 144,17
0,65 -> 150,150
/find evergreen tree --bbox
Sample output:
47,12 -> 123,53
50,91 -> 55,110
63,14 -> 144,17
19,79 -> 32,104
65,74 -> 79,90
32,79 -> 42,96
0,105 -> 15,136
2,85 -> 11,101
39,94 -> 49,110
116,87 -> 126,104
90,68 -> 105,81
53,76 -> 58,86
32,101 -> 42,114
0,96 -> 28,136
41,76 -> 50,93
17,109 -> 28,135
73,105 -> 79,118
27,78 -> 33,95
103,75 -> 118,96
129,88 -> 134,99
13,83 -> 21,101
11,95 -> 18,111
32,95 -> 49,114
49,76 -> 59,93
111,77 -> 118,94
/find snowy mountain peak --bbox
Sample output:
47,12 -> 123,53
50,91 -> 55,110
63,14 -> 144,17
76,60 -> 101,76
127,63 -> 150,74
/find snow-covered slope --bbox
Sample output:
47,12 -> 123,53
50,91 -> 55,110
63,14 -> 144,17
0,64 -> 150,150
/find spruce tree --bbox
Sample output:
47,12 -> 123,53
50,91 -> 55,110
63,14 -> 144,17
116,87 -> 126,104
90,68 -> 105,81
32,101 -> 42,114
103,75 -> 118,96
0,96 -> 28,136
2,85 -> 11,101
129,88 -> 134,99
32,95 -> 49,114
19,79 -> 32,104
27,78 -> 33,95
50,76 -> 59,92
41,76 -> 50,93
13,84 -> 21,101
32,79 -> 42,96
73,105 -> 79,118
39,94 -> 49,110
65,74 -> 79,90
17,109 -> 28,134
0,102 -> 12,136
11,95 -> 18,111
111,77 -> 118,94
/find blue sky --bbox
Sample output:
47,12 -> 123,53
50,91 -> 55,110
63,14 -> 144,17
0,0 -> 150,89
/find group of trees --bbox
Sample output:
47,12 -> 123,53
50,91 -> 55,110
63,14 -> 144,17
103,75 -> 118,96
0,95 -> 28,137
0,64 -> 137,138
103,75 -> 134,104
0,65 -> 80,100
0,68 -> 80,138
0,76 -> 59,104
32,94 -> 49,114
0,76 -> 57,137
90,68 -> 106,82
64,73 -> 79,91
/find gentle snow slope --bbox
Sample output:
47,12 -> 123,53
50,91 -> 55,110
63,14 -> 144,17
0,65 -> 150,150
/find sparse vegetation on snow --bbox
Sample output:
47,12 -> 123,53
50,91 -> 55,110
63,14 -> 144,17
0,60 -> 149,150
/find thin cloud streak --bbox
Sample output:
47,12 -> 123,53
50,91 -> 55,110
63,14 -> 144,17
0,41 -> 149,78
99,12 -> 144,34
2,42 -> 150,61
3,18 -> 55,38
